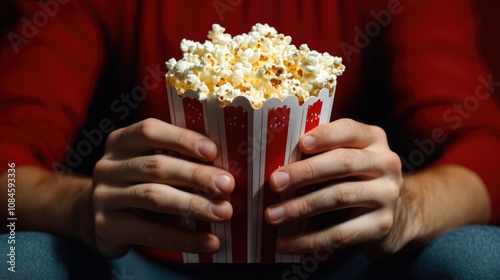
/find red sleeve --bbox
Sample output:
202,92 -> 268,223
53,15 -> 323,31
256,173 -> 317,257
388,0 -> 500,224
0,0 -> 105,174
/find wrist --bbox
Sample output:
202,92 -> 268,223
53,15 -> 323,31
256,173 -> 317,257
65,174 -> 96,248
2,166 -> 95,244
399,164 -> 491,245
395,173 -> 426,247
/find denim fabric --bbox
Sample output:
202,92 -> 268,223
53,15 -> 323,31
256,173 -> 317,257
408,225 -> 500,279
1,225 -> 499,280
0,231 -> 112,280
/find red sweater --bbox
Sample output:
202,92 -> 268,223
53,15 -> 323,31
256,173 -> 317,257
1,0 -> 499,260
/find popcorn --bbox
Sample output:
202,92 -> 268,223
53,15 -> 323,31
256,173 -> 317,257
166,23 -> 345,108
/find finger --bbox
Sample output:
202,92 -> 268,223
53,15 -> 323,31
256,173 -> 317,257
94,155 -> 234,195
95,210 -> 220,254
299,118 -> 388,154
265,179 -> 398,225
276,210 -> 394,254
105,118 -> 217,161
93,183 -> 233,222
270,148 -> 400,191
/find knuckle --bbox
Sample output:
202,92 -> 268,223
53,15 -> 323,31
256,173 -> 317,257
370,125 -> 387,140
288,160 -> 316,183
344,118 -> 369,136
385,179 -> 401,202
338,118 -> 356,134
175,128 -> 196,150
338,151 -> 356,175
136,118 -> 161,142
295,235 -> 317,252
189,165 -> 209,191
384,151 -> 402,175
94,212 -> 105,229
141,155 -> 168,179
380,152 -> 403,199
337,118 -> 355,127
292,198 -> 311,218
186,165 -> 221,197
321,122 -> 337,142
187,194 -> 204,218
94,211 -> 109,237
106,130 -> 118,144
136,184 -> 163,208
92,186 -> 109,207
307,235 -> 320,252
335,229 -> 355,247
311,191 -> 330,210
377,212 -> 394,235
104,128 -> 123,150
93,159 -> 113,179
334,186 -> 354,207
300,160 -> 316,183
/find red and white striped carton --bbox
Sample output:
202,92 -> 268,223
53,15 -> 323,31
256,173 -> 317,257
166,86 -> 335,263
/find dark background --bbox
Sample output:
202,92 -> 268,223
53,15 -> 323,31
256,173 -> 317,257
2,1 -> 498,83
476,1 -> 500,87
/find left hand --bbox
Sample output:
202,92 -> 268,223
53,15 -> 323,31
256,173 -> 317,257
265,118 -> 406,257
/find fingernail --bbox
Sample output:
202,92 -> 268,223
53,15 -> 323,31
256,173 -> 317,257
214,174 -> 231,193
302,135 -> 317,150
273,171 -> 290,190
198,139 -> 216,158
211,201 -> 229,219
278,239 -> 294,252
268,206 -> 285,222
198,236 -> 217,253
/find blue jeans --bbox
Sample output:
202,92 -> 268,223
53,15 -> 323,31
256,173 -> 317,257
1,225 -> 499,280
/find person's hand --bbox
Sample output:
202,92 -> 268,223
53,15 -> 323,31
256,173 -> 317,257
265,118 -> 406,257
92,118 -> 234,257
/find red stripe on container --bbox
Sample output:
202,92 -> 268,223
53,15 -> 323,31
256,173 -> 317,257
183,97 -> 205,134
305,100 -> 323,133
224,106 -> 249,263
182,97 -> 213,263
261,106 -> 290,262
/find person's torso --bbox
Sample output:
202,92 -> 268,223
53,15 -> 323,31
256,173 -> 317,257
101,0 -> 390,124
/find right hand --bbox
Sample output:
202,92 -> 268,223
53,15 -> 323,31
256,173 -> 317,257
92,118 -> 234,257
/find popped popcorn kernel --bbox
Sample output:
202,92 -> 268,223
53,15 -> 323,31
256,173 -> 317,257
166,23 -> 345,108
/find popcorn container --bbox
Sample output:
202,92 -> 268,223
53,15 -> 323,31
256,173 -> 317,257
162,85 -> 336,263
